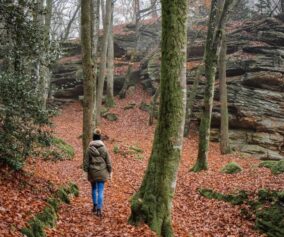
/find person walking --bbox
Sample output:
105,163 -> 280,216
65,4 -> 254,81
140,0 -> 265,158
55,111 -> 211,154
83,129 -> 112,217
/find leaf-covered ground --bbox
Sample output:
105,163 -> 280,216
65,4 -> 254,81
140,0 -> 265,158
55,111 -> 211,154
0,86 -> 283,237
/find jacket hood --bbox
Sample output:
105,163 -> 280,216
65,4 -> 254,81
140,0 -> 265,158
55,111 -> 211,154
88,140 -> 104,156
89,140 -> 105,148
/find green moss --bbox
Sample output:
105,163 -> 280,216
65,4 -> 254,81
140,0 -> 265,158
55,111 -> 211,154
124,103 -> 136,110
129,145 -> 144,153
47,198 -> 61,211
52,137 -> 75,159
259,160 -> 284,175
259,160 -> 277,169
36,207 -> 57,228
56,188 -> 70,204
105,96 -> 116,108
113,144 -> 120,154
198,188 -> 248,205
139,102 -> 152,112
135,154 -> 144,160
102,113 -> 118,121
21,227 -> 34,237
221,162 -> 243,174
68,182 -> 79,197
28,218 -> 45,237
256,204 -> 284,237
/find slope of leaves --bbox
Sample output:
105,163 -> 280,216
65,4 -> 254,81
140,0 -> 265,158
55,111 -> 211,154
0,85 -> 283,237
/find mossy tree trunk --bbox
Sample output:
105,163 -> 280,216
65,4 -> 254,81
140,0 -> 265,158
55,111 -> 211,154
106,4 -> 115,108
96,0 -> 112,124
91,0 -> 100,127
219,34 -> 231,154
129,1 -> 188,236
36,0 -> 52,110
184,63 -> 204,137
149,87 -> 160,126
191,0 -> 237,172
81,0 -> 95,157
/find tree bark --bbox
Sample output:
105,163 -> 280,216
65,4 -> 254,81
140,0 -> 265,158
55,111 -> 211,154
36,0 -> 52,110
96,0 -> 112,124
91,0 -> 100,127
219,34 -> 231,154
128,0 -> 188,236
105,3 -> 115,108
149,87 -> 160,126
184,64 -> 204,137
81,0 -> 95,157
191,0 -> 237,172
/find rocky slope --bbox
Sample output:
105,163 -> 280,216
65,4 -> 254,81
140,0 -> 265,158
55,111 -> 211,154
51,16 -> 284,160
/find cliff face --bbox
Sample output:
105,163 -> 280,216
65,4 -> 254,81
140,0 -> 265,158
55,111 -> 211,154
141,16 -> 284,160
51,16 -> 284,160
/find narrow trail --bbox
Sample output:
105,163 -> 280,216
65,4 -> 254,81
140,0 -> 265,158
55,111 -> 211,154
7,86 -> 282,237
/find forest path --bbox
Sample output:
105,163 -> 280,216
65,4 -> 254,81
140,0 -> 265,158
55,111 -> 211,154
44,86 -> 282,237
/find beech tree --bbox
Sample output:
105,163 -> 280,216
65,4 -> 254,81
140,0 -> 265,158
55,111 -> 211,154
219,33 -> 231,154
129,0 -> 188,236
81,0 -> 96,155
96,0 -> 113,124
191,0 -> 237,172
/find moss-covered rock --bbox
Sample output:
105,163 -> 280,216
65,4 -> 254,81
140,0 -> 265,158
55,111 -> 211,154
47,198 -> 61,211
198,188 -> 248,205
124,103 -> 136,110
68,182 -> 79,197
28,218 -> 45,237
42,137 -> 75,161
56,188 -> 70,204
256,204 -> 284,237
129,145 -> 144,153
102,113 -> 118,121
259,160 -> 284,175
139,102 -> 151,112
36,207 -> 57,228
221,162 -> 243,174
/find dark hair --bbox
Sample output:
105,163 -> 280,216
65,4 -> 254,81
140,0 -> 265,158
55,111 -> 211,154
93,133 -> 101,141
93,128 -> 101,140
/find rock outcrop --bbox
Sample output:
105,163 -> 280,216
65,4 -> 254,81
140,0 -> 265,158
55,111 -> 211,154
142,17 -> 284,160
51,16 -> 284,160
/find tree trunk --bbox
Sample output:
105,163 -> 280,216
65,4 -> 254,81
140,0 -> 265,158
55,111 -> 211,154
105,4 -> 115,108
149,87 -> 160,126
81,0 -> 95,157
96,0 -> 112,124
191,0 -> 237,172
92,0 -> 100,127
184,64 -> 204,137
128,0 -> 188,236
37,0 -> 52,110
219,34 -> 231,154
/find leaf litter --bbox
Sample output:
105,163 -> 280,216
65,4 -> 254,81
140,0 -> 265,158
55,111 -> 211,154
0,85 -> 283,237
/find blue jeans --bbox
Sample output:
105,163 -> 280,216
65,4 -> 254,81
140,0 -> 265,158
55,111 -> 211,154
91,181 -> 105,209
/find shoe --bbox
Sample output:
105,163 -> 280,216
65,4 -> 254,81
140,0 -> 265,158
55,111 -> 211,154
96,208 -> 102,218
92,204 -> 97,213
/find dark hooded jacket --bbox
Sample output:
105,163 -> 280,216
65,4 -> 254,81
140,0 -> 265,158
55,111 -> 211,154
83,140 -> 112,182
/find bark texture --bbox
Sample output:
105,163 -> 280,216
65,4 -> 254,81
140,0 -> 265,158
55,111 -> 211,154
96,0 -> 112,124
184,64 -> 204,137
219,34 -> 231,154
106,4 -> 115,107
81,0 -> 95,156
129,0 -> 188,236
192,0 -> 236,172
